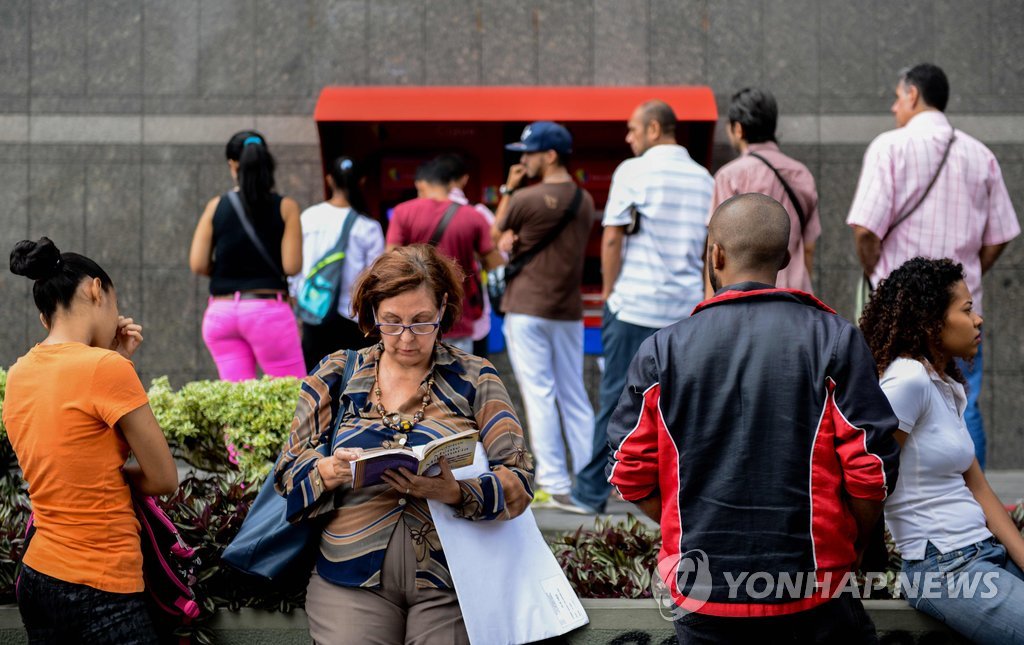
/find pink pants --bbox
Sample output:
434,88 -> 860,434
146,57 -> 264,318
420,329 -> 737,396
201,295 -> 306,381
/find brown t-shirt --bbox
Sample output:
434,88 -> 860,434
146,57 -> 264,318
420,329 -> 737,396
500,181 -> 595,320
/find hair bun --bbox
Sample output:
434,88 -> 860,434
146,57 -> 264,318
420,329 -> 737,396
10,237 -> 62,281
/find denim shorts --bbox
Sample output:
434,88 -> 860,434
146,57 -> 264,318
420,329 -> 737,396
17,565 -> 157,644
901,537 -> 1024,642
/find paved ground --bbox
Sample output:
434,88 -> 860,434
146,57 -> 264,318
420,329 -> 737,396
535,469 -> 1024,537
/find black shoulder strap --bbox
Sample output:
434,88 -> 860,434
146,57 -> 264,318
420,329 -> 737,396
506,187 -> 583,281
747,152 -> 807,233
883,130 -> 957,242
225,191 -> 285,281
428,203 -> 460,247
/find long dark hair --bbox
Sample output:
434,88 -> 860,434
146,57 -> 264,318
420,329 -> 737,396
859,257 -> 966,383
10,237 -> 114,325
235,133 -> 276,215
328,157 -> 368,214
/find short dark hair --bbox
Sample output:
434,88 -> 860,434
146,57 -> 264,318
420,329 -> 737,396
727,88 -> 778,144
899,63 -> 949,112
351,244 -> 465,337
414,159 -> 447,186
10,237 -> 114,326
434,153 -> 468,184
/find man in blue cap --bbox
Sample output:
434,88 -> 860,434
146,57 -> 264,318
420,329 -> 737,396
491,121 -> 596,514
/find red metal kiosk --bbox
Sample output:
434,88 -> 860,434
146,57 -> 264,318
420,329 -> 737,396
312,86 -> 718,352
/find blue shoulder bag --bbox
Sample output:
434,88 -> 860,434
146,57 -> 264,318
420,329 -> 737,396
221,349 -> 357,580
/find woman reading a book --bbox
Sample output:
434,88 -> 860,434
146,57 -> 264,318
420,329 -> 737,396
275,244 -> 534,645
860,257 -> 1024,642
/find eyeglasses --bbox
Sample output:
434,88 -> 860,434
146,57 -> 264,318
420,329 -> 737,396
374,308 -> 443,336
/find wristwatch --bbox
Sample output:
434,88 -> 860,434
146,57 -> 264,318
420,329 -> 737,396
499,184 -> 517,196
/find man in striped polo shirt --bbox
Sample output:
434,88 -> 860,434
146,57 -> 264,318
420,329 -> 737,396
571,100 -> 713,514
847,63 -> 1019,468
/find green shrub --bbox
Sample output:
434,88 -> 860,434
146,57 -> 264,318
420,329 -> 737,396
1,369 -> 301,484
148,375 -> 301,483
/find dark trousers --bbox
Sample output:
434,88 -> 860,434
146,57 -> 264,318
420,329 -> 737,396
17,564 -> 157,645
673,595 -> 878,645
301,316 -> 375,372
572,306 -> 658,512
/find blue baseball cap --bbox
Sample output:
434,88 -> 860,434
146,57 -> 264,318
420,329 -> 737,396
505,121 -> 573,155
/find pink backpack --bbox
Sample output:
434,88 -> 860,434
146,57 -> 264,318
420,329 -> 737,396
132,495 -> 201,623
19,496 -> 200,624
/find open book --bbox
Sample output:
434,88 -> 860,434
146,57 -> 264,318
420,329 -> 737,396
349,429 -> 480,489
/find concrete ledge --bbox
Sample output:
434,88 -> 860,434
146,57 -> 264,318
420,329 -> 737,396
0,599 -> 954,644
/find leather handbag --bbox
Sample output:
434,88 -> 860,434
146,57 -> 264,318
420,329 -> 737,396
221,349 -> 357,580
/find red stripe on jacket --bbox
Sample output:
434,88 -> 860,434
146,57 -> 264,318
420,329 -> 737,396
609,383 -> 663,502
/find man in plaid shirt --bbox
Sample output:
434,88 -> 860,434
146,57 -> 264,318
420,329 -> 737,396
847,63 -> 1019,468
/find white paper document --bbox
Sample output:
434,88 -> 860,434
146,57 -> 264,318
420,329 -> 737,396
427,444 -> 590,645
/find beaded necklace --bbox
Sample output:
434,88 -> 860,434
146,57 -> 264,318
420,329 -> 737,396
373,359 -> 434,448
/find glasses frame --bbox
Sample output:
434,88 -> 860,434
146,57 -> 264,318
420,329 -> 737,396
373,307 -> 444,337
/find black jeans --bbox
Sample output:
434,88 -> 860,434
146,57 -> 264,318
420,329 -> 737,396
673,595 -> 879,645
17,565 -> 158,645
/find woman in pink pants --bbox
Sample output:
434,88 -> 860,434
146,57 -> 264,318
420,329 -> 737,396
189,130 -> 306,381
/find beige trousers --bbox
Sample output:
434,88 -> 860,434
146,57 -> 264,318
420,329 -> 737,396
305,518 -> 470,645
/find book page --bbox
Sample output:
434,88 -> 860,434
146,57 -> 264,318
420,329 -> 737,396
416,430 -> 479,476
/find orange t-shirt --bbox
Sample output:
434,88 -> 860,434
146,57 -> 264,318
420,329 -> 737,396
3,343 -> 150,593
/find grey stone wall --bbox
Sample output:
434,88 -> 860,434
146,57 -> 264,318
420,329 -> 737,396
1,0 -> 1022,466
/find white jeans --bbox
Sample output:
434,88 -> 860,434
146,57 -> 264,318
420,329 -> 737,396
503,313 -> 595,495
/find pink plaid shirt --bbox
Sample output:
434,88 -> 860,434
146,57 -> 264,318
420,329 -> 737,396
709,142 -> 821,293
847,111 -> 1019,314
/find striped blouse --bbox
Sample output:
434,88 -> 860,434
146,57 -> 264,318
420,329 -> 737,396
274,342 -> 534,590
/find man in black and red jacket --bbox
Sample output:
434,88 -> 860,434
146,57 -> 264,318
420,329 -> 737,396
608,193 -> 900,643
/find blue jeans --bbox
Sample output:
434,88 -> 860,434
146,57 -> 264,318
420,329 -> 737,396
902,537 -> 1024,642
955,345 -> 985,468
571,306 -> 658,512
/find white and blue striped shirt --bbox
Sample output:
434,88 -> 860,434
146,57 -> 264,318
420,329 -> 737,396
604,144 -> 713,329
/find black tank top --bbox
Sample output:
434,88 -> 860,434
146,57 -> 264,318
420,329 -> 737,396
209,192 -> 288,295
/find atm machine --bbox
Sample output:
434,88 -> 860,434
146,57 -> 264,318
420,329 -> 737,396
313,86 -> 718,353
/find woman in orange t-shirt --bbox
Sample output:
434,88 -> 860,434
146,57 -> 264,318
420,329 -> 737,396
4,237 -> 178,644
